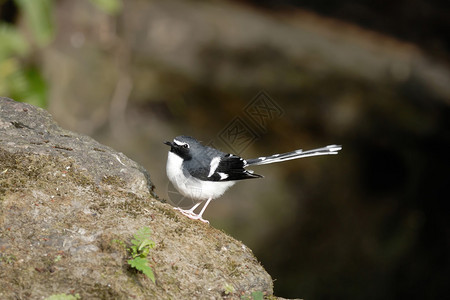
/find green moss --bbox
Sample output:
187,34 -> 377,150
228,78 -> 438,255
85,283 -> 122,299
0,149 -> 95,199
101,175 -> 125,186
45,293 -> 80,300
0,138 -> 274,299
155,206 -> 179,221
203,263 -> 214,271
115,200 -> 143,218
0,253 -> 17,264
89,201 -> 108,214
227,260 -> 243,277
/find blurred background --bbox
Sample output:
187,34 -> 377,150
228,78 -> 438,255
1,0 -> 449,298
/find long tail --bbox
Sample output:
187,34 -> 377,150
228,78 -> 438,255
245,145 -> 342,166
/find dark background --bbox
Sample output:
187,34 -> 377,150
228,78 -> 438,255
1,0 -> 449,298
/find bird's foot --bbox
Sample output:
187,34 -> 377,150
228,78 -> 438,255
173,207 -> 209,224
173,207 -> 197,217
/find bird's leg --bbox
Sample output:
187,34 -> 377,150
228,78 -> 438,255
174,202 -> 201,217
189,197 -> 212,224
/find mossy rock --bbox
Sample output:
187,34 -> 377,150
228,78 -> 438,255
0,97 -> 274,299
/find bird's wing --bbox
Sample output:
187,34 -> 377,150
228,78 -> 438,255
187,154 -> 263,181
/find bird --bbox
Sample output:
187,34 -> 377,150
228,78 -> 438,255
164,135 -> 342,223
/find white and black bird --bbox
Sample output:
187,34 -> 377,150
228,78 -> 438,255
165,135 -> 342,223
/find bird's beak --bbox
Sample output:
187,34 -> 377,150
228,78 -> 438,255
164,141 -> 173,147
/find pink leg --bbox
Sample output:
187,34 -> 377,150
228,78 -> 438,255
189,197 -> 212,224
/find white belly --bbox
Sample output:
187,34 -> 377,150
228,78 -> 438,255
166,152 -> 235,201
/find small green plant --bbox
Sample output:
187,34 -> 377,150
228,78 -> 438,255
45,293 -> 80,300
241,291 -> 264,300
0,253 -> 17,264
223,283 -> 235,295
111,238 -> 126,249
127,226 -> 156,283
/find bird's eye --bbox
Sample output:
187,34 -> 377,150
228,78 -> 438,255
183,144 -> 189,149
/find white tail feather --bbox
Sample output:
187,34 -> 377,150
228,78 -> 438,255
246,145 -> 342,166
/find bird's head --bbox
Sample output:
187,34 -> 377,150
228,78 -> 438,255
164,135 -> 201,160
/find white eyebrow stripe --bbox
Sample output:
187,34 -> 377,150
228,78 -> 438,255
208,157 -> 221,177
173,139 -> 187,146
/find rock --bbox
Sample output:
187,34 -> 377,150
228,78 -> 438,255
0,98 -> 274,299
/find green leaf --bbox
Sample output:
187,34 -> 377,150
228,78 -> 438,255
140,263 -> 155,283
129,244 -> 137,257
89,0 -> 122,15
138,238 -> 156,251
133,226 -> 152,243
251,291 -> 264,300
128,257 -> 155,283
130,239 -> 140,247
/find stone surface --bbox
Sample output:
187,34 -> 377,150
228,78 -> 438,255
0,97 -> 274,299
